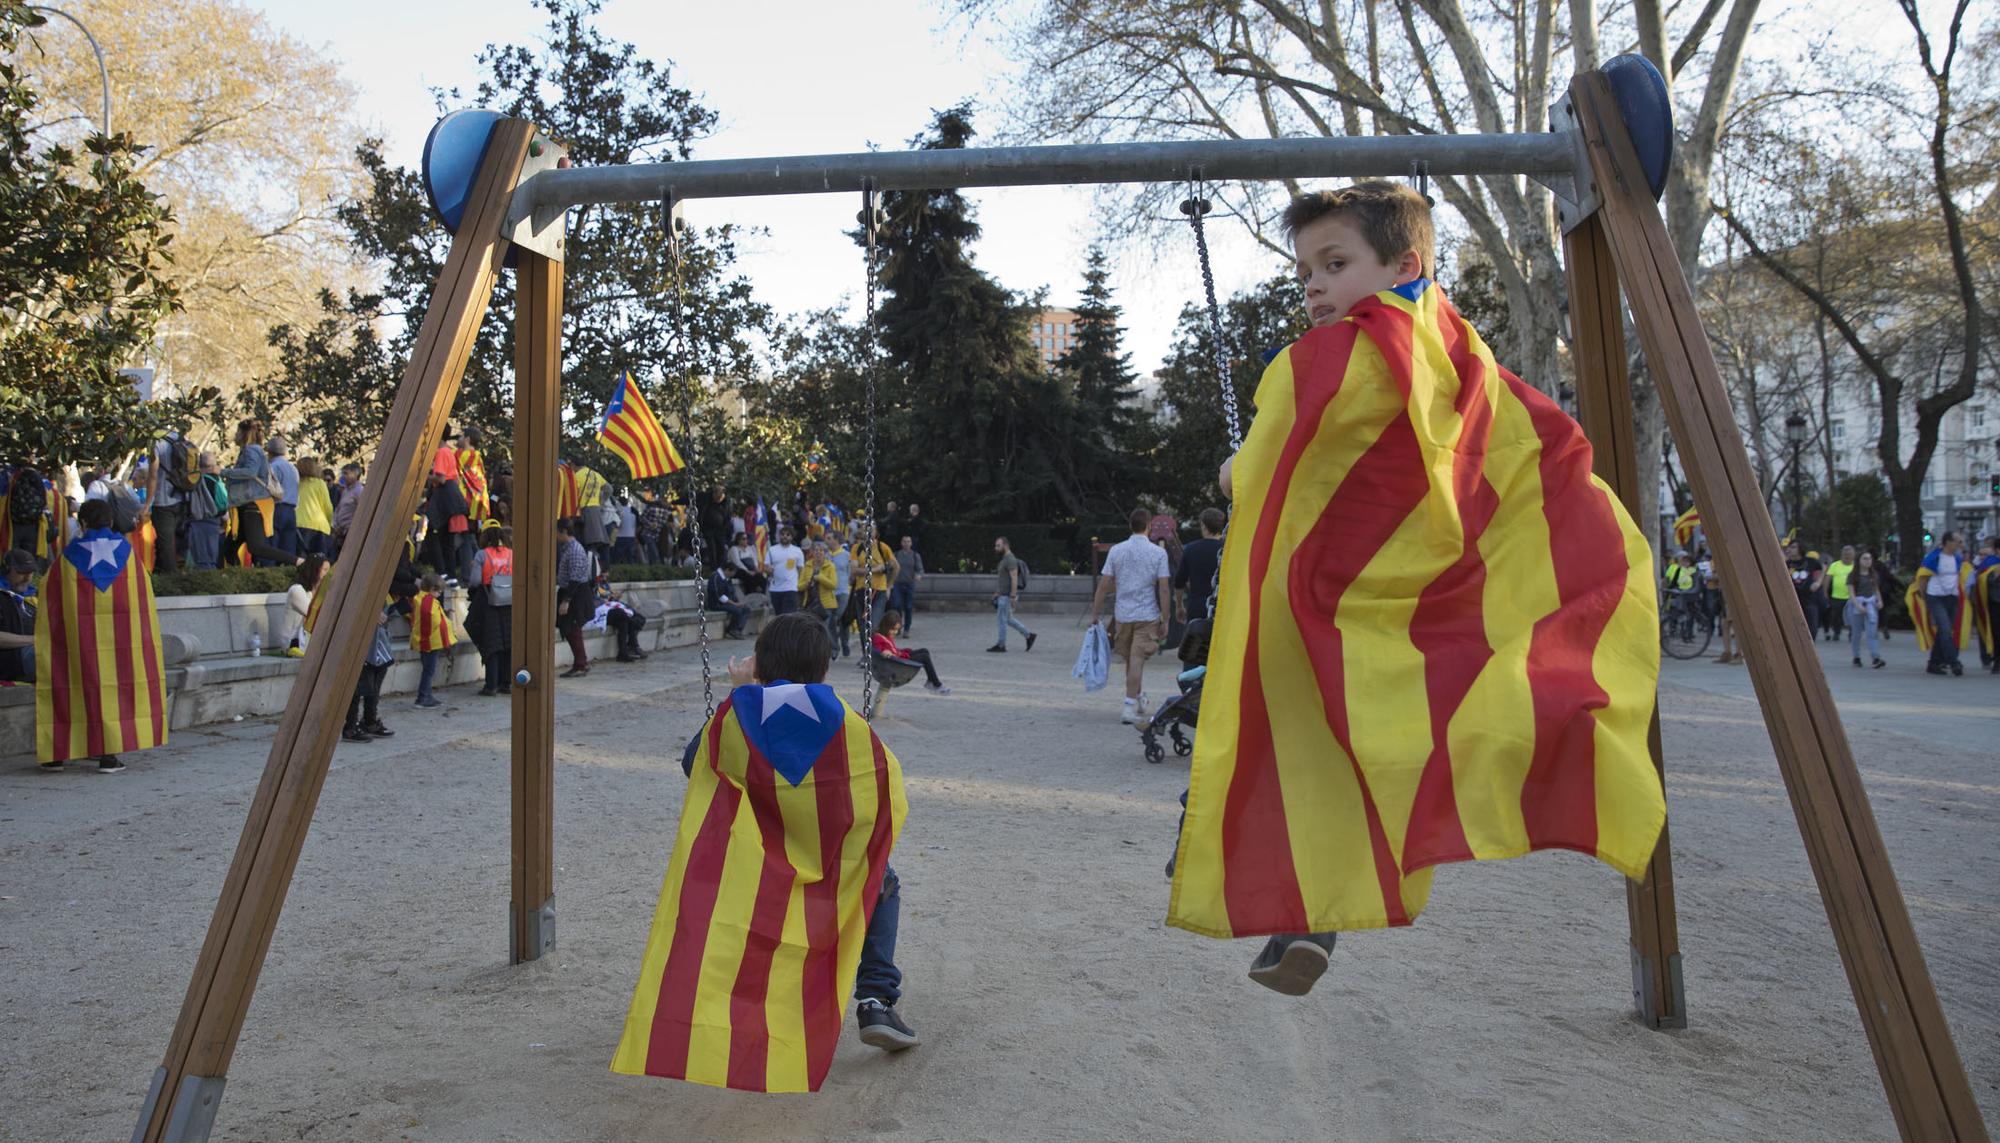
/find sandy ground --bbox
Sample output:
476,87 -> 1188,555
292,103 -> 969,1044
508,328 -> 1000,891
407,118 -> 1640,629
3,612 -> 1997,1142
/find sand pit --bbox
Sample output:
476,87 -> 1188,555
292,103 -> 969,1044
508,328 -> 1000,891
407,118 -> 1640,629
4,612 -> 1996,1140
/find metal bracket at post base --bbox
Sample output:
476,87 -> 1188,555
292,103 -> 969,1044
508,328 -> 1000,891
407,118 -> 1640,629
133,1069 -> 226,1143
509,896 -> 556,964
1630,947 -> 1689,1030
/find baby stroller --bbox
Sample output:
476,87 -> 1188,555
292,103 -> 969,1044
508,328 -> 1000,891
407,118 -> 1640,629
1140,617 -> 1210,764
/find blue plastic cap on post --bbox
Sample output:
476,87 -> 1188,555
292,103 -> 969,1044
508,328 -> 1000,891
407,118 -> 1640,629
1601,54 -> 1673,202
421,109 -> 505,234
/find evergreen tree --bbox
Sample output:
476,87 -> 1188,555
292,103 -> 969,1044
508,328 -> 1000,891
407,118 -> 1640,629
1056,245 -> 1152,514
1151,274 -> 1307,514
872,104 -> 1083,521
250,0 -> 768,470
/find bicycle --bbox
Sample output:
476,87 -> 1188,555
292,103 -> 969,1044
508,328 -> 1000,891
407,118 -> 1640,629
1660,589 -> 1712,660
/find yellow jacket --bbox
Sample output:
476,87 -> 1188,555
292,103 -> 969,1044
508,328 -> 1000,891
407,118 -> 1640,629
853,541 -> 895,592
807,558 -> 838,610
296,477 -> 333,534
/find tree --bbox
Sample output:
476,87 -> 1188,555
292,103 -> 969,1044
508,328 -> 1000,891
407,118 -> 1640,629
1056,245 -> 1154,513
248,0 -> 769,475
0,1 -> 214,471
872,104 -> 1087,521
1715,4 -> 1993,570
1801,473 -> 1895,556
962,0 -> 1764,538
1151,273 -> 1307,513
19,0 -> 368,405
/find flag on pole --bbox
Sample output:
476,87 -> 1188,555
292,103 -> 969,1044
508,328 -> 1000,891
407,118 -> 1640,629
613,683 -> 905,1092
1168,281 -> 1665,938
1672,505 -> 1700,550
36,526 -> 168,763
600,371 -> 685,479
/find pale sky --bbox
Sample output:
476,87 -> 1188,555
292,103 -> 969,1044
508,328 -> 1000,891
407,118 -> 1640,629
240,0 -> 1289,375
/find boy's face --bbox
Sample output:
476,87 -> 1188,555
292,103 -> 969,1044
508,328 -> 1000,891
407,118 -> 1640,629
1292,214 -> 1422,329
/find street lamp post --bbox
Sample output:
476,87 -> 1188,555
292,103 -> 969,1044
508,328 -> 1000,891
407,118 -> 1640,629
27,5 -> 110,137
1785,410 -> 1808,536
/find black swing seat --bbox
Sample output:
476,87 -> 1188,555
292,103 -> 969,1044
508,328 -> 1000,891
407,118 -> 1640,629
870,654 -> 923,689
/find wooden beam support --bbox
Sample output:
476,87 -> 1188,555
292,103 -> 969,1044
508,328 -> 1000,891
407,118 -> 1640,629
134,119 -> 537,1143
510,250 -> 561,963
1562,212 -> 1686,1029
1572,71 -> 1987,1142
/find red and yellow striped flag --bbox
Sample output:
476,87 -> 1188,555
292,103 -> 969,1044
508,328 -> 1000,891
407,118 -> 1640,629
1168,283 -> 1664,938
412,592 -> 454,653
614,682 -> 905,1092
600,372 -> 685,480
1672,505 -> 1700,550
36,527 -> 168,763
1907,561 -> 1976,653
557,461 -> 580,522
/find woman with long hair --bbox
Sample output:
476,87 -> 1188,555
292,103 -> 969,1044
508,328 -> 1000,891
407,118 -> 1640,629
219,418 -> 297,566
470,525 -> 515,696
283,554 -> 329,656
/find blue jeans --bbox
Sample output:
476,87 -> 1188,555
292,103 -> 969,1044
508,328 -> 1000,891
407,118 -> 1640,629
1926,594 -> 1961,668
996,595 -> 1032,646
854,865 -> 902,1004
1847,598 -> 1880,662
639,537 -> 661,565
889,581 -> 915,630
272,501 -> 299,557
297,528 -> 327,558
771,590 -> 799,616
611,536 -> 637,565
189,518 -> 221,569
418,650 -> 441,702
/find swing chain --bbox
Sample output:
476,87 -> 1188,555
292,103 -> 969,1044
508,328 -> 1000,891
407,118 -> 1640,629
857,181 -> 885,715
1409,159 -> 1432,205
1181,175 -> 1239,453
662,192 -> 714,718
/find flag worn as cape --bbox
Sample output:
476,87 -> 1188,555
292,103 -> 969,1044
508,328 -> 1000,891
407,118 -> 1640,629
1169,282 -> 1665,938
1672,506 -> 1700,550
600,371 -> 686,479
412,592 -> 454,653
37,527 -> 167,762
457,445 -> 490,521
557,461 -> 581,522
614,682 -> 905,1093
1907,556 -> 1977,653
1972,556 -> 2000,658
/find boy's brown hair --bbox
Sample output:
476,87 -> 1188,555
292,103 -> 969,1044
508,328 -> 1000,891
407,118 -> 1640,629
755,612 -> 832,685
1282,181 -> 1435,278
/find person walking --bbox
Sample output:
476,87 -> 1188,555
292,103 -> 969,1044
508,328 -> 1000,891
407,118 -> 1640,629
1174,508 -> 1226,624
1825,544 -> 1855,643
851,523 -> 896,634
1089,507 -> 1172,724
988,536 -> 1036,652
268,436 -> 301,558
890,534 -> 923,634
805,540 -> 839,651
766,526 -> 805,616
1915,532 -> 1969,676
1845,550 -> 1885,669
829,531 -> 854,658
1784,541 -> 1824,638
556,520 -> 595,678
221,418 -> 296,567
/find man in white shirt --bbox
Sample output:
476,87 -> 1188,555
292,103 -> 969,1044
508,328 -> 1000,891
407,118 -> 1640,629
765,526 -> 806,617
1089,507 -> 1172,723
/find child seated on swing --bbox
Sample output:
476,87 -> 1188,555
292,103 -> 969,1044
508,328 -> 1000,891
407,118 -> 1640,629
619,613 -> 916,1092
1180,181 -> 1664,998
871,610 -> 952,696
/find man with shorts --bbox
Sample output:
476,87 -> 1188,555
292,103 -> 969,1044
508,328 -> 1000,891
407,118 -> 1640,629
1089,507 -> 1171,724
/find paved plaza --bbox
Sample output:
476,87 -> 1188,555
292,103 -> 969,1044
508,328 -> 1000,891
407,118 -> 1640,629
4,613 -> 1996,1141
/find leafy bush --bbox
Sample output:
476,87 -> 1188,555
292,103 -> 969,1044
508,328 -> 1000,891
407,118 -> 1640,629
153,566 -> 300,597
911,521 -> 1126,578
604,563 -> 699,583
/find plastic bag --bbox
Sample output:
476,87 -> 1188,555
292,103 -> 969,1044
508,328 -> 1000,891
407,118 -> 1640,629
1073,623 -> 1110,692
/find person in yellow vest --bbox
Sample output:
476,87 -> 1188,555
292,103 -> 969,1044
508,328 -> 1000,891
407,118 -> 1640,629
412,572 -> 456,707
850,521 -> 897,634
804,539 -> 840,652
1824,544 -> 1856,644
295,457 -> 334,557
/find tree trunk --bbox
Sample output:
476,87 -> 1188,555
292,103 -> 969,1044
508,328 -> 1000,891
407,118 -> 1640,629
1890,472 -> 1925,573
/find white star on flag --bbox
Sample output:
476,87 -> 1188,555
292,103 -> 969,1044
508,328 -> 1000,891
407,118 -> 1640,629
761,683 -> 821,724
82,536 -> 123,568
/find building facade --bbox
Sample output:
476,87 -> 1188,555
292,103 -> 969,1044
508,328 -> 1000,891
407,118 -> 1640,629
1030,307 -> 1078,366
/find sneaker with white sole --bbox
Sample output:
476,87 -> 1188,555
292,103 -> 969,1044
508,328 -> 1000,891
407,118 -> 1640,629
1121,698 -> 1139,724
1247,933 -> 1337,996
856,998 -> 919,1051
925,682 -> 953,696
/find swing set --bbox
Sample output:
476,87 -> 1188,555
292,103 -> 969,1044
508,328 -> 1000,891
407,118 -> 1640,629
131,56 -> 1985,1142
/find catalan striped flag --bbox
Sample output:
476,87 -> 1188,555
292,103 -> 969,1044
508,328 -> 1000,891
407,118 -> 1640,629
557,461 -> 580,522
600,372 -> 685,479
412,592 -> 454,653
36,527 -> 167,763
1972,557 -> 2000,659
754,496 -> 770,566
1672,505 -> 1700,550
614,683 -> 905,1092
1907,554 -> 1976,654
1168,282 -> 1664,938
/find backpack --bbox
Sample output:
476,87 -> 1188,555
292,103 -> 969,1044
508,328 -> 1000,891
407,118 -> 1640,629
482,548 -> 515,607
1015,560 -> 1031,589
191,473 -> 228,521
162,435 -> 199,493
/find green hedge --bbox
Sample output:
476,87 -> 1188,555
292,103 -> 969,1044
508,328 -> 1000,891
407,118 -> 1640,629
909,521 -> 1134,576
153,567 -> 300,597
605,563 -> 699,583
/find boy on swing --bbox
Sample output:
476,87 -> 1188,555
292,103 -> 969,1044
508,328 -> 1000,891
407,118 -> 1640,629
615,613 -> 917,1094
1178,181 -> 1664,996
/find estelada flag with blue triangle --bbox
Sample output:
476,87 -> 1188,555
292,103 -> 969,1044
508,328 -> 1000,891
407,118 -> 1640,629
37,526 -> 168,763
614,681 -> 905,1093
599,370 -> 685,479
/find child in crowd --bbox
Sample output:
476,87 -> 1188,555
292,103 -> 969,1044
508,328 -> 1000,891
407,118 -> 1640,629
412,573 -> 456,707
342,600 -> 396,743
